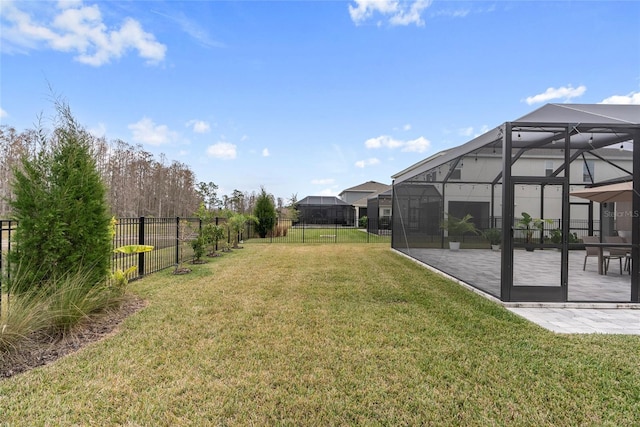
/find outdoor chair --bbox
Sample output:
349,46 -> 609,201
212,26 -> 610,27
618,233 -> 633,273
582,236 -> 601,271
603,236 -> 627,275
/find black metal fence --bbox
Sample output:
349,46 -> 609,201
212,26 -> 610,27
467,218 -> 602,244
0,220 -> 17,309
111,217 -> 202,280
247,218 -> 391,244
1,217 -> 207,308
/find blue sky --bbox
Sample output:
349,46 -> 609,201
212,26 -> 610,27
1,0 -> 639,202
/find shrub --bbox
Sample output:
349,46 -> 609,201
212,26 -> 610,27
203,223 -> 225,255
9,102 -> 112,293
108,266 -> 137,296
254,187 -> 277,238
550,228 -> 579,244
358,216 -> 368,228
225,212 -> 257,248
191,235 -> 206,261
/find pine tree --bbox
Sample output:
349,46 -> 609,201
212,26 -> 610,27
253,187 -> 277,238
9,103 -> 112,293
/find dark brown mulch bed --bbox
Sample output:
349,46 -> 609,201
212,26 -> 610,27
1,296 -> 146,380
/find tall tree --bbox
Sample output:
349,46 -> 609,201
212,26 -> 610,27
253,186 -> 277,238
9,102 -> 112,292
196,181 -> 221,211
285,193 -> 300,222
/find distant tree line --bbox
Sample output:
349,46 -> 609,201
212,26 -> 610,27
0,125 -> 198,217
0,124 -> 298,219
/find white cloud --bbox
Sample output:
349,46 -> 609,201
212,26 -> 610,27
349,0 -> 433,26
128,117 -> 178,145
355,157 -> 380,168
0,108 -> 7,118
525,85 -> 586,105
311,178 -> 335,185
365,135 -> 403,149
349,0 -> 398,24
431,7 -> 471,18
402,136 -> 430,153
389,0 -> 431,26
365,134 -> 430,153
262,148 -> 270,157
403,123 -> 411,131
1,1 -> 166,66
600,92 -> 640,105
186,119 -> 210,133
206,142 -> 236,160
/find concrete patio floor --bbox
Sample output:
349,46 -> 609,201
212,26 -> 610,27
506,306 -> 640,334
395,248 -> 640,335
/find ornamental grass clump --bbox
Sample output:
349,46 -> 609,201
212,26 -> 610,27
1,266 -> 123,353
45,268 -> 124,334
0,287 -> 50,353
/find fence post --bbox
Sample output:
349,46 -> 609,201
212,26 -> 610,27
215,216 -> 219,251
176,217 -> 180,265
0,221 -> 4,313
367,220 -> 370,243
138,217 -> 145,277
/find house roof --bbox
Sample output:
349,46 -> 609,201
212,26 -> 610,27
349,184 -> 392,207
368,188 -> 393,200
339,181 -> 390,195
297,196 -> 350,206
392,103 -> 640,185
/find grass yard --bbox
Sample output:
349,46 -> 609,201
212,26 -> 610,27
1,243 -> 639,425
254,226 -> 391,244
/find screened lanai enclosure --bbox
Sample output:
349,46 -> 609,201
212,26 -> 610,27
296,196 -> 356,226
366,189 -> 392,234
391,104 -> 640,303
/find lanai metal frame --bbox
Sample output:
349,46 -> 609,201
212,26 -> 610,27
392,104 -> 640,303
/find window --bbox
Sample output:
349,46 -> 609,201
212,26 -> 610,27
449,167 -> 462,180
425,170 -> 437,182
583,160 -> 595,183
545,161 -> 553,177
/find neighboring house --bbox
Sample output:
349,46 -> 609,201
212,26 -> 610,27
339,181 -> 391,220
295,196 -> 356,226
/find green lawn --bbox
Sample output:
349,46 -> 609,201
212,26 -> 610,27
253,227 -> 391,244
1,243 -> 639,425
